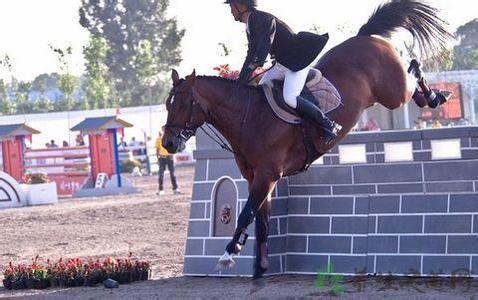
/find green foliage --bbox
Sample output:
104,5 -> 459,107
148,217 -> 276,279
315,263 -> 345,296
421,48 -> 454,72
34,96 -> 54,113
0,79 -> 15,115
31,73 -> 60,93
453,19 -> 478,70
218,42 -> 231,57
83,35 -> 113,109
15,81 -> 33,114
79,0 -> 185,106
50,46 -> 79,112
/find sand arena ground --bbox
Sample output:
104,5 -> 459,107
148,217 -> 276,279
0,165 -> 476,299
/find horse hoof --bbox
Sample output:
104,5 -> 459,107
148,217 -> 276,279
214,251 -> 236,271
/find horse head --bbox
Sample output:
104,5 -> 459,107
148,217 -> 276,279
163,69 -> 207,154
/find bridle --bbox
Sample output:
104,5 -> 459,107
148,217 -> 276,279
164,88 -> 205,143
164,79 -> 236,154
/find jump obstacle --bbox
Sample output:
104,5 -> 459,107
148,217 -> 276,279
0,117 -> 140,201
184,126 -> 478,277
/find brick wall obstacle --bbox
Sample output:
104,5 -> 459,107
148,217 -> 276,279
184,127 -> 478,277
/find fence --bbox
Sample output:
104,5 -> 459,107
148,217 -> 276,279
24,146 -> 90,196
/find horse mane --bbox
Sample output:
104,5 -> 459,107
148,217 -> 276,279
196,75 -> 262,91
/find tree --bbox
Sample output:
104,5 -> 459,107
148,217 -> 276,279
34,96 -> 54,113
0,79 -> 15,115
453,19 -> 478,70
15,81 -> 33,114
50,46 -> 79,112
421,49 -> 454,72
83,35 -> 112,109
31,73 -> 60,93
135,40 -> 158,106
79,0 -> 185,106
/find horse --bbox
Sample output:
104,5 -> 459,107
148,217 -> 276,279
162,0 -> 453,279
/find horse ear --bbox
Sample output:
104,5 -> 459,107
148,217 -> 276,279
186,69 -> 196,84
171,69 -> 180,84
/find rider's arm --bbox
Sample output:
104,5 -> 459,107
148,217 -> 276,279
250,13 -> 276,68
239,13 -> 276,82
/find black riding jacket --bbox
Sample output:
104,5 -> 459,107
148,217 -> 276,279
241,9 -> 329,75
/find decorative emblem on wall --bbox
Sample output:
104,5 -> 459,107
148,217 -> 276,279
220,204 -> 232,224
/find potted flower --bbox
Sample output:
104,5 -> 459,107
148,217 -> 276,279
21,172 -> 58,206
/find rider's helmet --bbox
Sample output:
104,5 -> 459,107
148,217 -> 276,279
224,0 -> 257,10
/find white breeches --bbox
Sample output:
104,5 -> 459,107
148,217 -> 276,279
259,55 -> 320,109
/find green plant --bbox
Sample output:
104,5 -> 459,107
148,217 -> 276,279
316,263 -> 345,296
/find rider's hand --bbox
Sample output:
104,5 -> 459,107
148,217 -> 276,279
238,64 -> 257,85
238,67 -> 253,85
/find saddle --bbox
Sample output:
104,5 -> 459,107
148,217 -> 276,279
262,68 -> 342,124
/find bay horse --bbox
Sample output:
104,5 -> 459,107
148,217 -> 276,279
163,0 -> 452,279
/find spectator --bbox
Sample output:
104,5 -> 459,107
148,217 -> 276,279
414,117 -> 427,129
129,137 -> 139,147
431,118 -> 443,129
75,134 -> 85,146
155,128 -> 180,196
362,118 -> 380,131
50,140 -> 59,148
62,141 -> 69,147
45,142 -> 51,148
118,136 -> 127,150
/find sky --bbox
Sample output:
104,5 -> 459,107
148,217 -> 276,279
0,0 -> 476,81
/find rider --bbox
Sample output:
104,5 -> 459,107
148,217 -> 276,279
225,0 -> 342,144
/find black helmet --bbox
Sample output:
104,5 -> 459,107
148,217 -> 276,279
224,0 -> 257,9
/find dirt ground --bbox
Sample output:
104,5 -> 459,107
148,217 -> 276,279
0,165 -> 477,299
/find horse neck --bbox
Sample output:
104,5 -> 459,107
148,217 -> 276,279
196,78 -> 246,149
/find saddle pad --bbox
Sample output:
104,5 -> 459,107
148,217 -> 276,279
262,68 -> 343,125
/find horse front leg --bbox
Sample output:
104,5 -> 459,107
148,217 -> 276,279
254,193 -> 271,279
216,172 -> 277,271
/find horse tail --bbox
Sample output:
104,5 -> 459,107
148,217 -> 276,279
357,0 -> 454,57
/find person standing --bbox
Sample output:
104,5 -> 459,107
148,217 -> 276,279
156,129 -> 180,196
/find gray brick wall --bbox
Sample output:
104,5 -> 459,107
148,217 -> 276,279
185,127 -> 478,278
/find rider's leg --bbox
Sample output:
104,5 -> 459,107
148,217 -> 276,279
258,63 -> 286,87
284,68 -> 342,145
408,59 -> 452,108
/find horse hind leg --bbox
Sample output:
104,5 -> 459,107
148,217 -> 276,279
408,59 -> 452,108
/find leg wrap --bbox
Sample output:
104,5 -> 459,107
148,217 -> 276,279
237,201 -> 256,230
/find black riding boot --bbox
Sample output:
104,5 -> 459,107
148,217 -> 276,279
296,96 -> 342,145
408,59 -> 452,108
